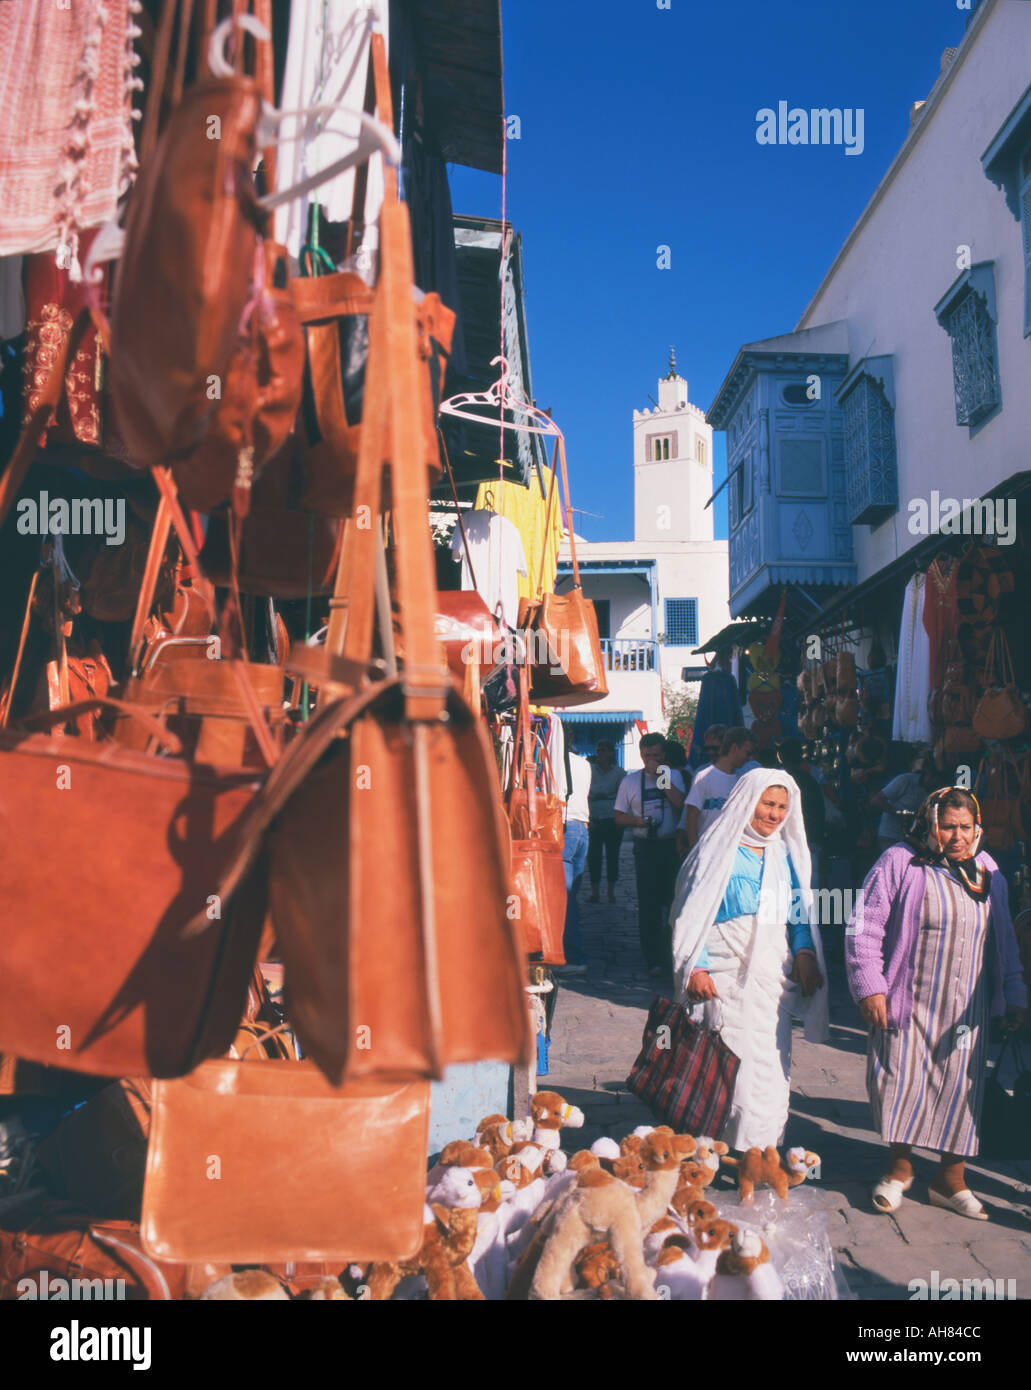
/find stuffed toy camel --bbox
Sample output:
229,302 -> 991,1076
475,1115 -> 533,1163
720,1145 -> 820,1204
509,1130 -> 685,1300
365,1202 -> 485,1301
527,1091 -> 586,1175
708,1227 -> 784,1301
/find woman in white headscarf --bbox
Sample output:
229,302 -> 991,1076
670,768 -> 829,1151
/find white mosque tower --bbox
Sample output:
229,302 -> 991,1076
632,347 -> 715,544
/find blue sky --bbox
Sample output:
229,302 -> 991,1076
449,0 -> 975,541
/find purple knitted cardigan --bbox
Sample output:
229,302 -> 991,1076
845,844 -> 1027,1029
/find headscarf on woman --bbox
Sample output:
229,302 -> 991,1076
904,785 -> 989,902
670,767 -> 829,1042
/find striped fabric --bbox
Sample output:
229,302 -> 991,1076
627,996 -> 740,1138
867,864 -> 989,1156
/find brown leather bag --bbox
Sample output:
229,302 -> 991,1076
435,590 -> 503,680
944,724 -> 982,756
0,1202 -> 227,1301
109,15 -> 271,479
506,666 -> 564,845
187,191 -> 531,1086
199,433 -> 345,597
0,706 -> 268,1078
973,629 -> 1027,740
509,838 -> 567,965
520,439 -> 608,708
141,1052 -> 430,1264
170,239 -> 305,515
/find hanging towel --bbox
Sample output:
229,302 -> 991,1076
892,573 -> 933,744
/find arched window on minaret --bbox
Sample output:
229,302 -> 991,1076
662,438 -> 669,459
654,440 -> 662,461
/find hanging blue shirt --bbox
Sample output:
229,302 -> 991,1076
694,844 -> 815,971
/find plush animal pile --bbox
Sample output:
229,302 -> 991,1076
246,1089 -> 814,1302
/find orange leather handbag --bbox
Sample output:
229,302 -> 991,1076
141,1045 -> 430,1264
109,4 -> 274,482
0,706 -> 268,1078
973,630 -> 1027,741
506,666 -> 564,846
519,438 -> 608,708
506,666 -> 567,964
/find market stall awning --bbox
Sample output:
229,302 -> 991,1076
410,0 -> 504,174
692,621 -> 769,654
434,216 -> 548,497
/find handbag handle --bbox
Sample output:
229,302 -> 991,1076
532,438 -> 561,601
234,1021 -> 294,1061
15,697 -> 184,755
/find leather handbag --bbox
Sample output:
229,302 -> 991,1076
435,590 -> 503,680
943,724 -> 982,756
973,629 -> 1027,740
0,1201 -> 228,1301
198,433 -> 345,598
170,238 -> 305,515
109,7 -> 273,478
0,704 -> 268,1078
977,753 -> 1025,854
141,1044 -> 431,1264
834,694 -> 859,728
520,438 -> 608,708
506,667 -> 565,845
189,189 -> 532,1086
509,837 -> 567,965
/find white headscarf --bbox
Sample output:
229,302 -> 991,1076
670,767 -> 829,1042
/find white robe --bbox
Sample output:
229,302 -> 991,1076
695,841 -> 800,1150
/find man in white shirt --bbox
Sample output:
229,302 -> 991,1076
613,734 -> 686,977
557,750 -> 593,975
677,726 -> 757,855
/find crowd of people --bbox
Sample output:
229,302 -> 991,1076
554,723 -> 1028,1222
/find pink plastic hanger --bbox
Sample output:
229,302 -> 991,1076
438,356 -> 563,439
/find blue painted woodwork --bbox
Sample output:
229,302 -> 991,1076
934,262 -> 1001,430
835,355 -> 899,526
707,325 -> 856,617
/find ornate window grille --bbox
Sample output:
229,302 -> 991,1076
934,263 -> 1001,430
836,357 -> 898,526
663,598 -> 698,647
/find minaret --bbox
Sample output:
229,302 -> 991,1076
632,349 -> 714,543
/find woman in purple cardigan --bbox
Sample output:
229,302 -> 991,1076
846,787 -> 1027,1220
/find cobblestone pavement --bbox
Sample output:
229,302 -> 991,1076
543,842 -> 1031,1301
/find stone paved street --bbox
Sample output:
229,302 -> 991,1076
544,843 -> 1031,1300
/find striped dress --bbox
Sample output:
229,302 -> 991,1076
867,864 -> 990,1156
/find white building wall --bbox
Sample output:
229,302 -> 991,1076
796,0 -> 1031,587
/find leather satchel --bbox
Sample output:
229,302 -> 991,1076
0,1201 -> 228,1301
141,1057 -> 430,1264
973,630 -> 1027,741
109,40 -> 269,476
520,438 -> 608,708
506,667 -> 565,845
0,706 -> 268,1078
505,666 -> 566,963
435,590 -> 503,680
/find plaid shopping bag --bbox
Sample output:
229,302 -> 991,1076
626,997 -> 740,1137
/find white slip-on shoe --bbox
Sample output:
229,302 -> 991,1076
871,1174 -> 914,1213
928,1186 -> 989,1221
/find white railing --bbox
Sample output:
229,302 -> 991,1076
600,638 -> 659,672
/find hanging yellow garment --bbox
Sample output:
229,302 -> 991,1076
474,467 -> 564,601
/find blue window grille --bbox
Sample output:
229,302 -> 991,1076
1021,149 -> 1031,335
934,263 -> 1001,429
835,356 -> 898,526
664,598 -> 698,646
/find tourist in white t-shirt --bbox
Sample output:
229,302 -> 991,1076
677,726 -> 757,856
613,735 -> 686,977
